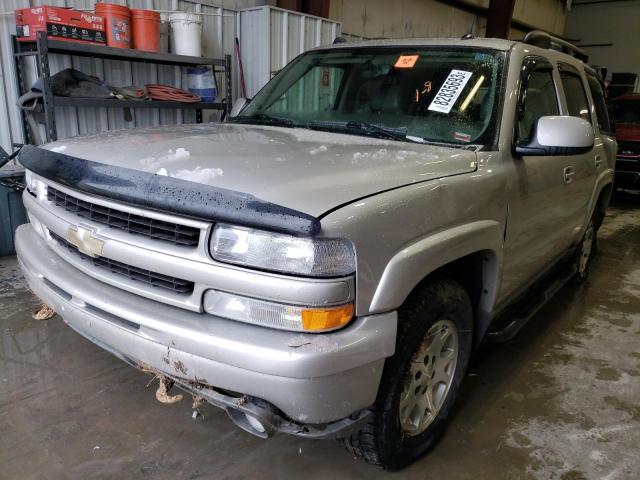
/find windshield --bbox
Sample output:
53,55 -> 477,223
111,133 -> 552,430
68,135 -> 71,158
234,46 -> 505,146
613,98 -> 640,124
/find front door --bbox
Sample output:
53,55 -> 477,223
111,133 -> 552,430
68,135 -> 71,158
500,57 -> 574,302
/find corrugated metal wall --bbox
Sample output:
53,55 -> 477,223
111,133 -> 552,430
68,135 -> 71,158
239,6 -> 340,97
0,2 -> 340,152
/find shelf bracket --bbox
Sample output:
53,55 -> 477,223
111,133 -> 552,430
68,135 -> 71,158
36,32 -> 57,143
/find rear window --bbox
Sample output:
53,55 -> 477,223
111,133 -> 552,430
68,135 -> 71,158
559,67 -> 591,123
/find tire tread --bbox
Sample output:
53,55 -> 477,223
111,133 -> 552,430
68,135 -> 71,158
338,277 -> 471,468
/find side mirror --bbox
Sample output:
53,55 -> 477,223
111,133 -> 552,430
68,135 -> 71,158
515,116 -> 594,157
229,97 -> 249,118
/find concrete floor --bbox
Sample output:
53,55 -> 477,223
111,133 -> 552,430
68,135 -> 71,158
1,202 -> 639,480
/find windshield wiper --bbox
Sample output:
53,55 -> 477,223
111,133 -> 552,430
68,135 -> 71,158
229,113 -> 295,128
307,120 -> 483,150
308,120 -> 423,144
345,121 -> 413,142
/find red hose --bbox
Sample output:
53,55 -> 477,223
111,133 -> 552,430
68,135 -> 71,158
146,84 -> 201,103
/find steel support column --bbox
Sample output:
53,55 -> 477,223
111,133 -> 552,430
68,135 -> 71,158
486,0 -> 516,39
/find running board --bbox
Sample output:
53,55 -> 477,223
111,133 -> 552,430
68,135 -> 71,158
486,263 -> 577,342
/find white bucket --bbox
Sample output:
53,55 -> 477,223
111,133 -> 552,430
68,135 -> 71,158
169,12 -> 202,57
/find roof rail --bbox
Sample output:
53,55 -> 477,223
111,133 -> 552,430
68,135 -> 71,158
523,30 -> 589,63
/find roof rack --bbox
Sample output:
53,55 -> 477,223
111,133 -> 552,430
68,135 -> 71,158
523,30 -> 589,63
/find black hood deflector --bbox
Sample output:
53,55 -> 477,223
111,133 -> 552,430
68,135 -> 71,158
18,145 -> 321,236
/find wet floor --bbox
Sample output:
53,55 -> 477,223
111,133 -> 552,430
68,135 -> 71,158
1,201 -> 639,480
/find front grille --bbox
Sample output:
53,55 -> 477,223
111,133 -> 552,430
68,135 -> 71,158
617,140 -> 640,157
47,187 -> 201,247
50,231 -> 195,295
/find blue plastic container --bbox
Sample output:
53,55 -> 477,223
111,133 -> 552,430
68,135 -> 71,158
187,66 -> 217,102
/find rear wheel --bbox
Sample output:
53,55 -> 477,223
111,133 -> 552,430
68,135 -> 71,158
573,218 -> 596,283
339,278 -> 473,470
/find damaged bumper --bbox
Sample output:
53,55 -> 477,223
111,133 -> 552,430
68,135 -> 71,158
15,224 -> 396,436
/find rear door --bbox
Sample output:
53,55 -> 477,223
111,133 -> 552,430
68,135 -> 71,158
584,71 -> 617,189
555,63 -> 598,238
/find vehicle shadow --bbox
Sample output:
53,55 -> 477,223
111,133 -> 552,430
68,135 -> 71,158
611,188 -> 640,207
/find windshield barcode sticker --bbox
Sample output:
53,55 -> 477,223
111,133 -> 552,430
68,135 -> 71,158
428,70 -> 473,114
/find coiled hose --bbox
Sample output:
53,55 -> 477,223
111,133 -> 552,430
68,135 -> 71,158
146,84 -> 201,103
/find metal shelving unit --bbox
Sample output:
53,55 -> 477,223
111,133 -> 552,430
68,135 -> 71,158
13,32 -> 232,143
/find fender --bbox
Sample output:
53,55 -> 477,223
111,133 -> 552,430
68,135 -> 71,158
369,220 -> 504,317
583,167 -> 614,230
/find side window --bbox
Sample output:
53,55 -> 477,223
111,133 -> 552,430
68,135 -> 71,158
559,66 -> 591,123
586,73 -> 613,135
517,68 -> 559,141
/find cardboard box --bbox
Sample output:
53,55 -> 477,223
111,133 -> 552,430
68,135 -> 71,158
15,6 -> 106,45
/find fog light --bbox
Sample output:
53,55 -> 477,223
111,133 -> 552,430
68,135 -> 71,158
203,289 -> 354,332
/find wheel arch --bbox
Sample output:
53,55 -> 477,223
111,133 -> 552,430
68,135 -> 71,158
369,220 -> 503,347
594,182 -> 613,229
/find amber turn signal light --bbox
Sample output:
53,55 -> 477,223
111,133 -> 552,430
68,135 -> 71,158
301,303 -> 355,332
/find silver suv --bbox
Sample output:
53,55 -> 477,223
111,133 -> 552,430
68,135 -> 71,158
16,33 -> 616,469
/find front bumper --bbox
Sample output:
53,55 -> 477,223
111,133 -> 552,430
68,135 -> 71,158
16,224 -> 396,433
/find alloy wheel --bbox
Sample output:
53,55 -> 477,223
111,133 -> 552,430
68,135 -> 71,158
399,319 -> 459,437
578,222 -> 594,276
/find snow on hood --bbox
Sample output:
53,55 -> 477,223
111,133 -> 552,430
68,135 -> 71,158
43,123 -> 478,217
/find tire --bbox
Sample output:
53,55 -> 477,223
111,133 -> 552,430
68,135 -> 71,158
339,278 -> 473,470
573,217 -> 597,283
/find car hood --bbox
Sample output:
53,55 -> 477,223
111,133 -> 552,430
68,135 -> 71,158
43,123 -> 478,217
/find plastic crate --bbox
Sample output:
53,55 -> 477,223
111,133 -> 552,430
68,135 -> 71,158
0,165 -> 28,256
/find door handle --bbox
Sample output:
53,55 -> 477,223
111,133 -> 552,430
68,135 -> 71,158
563,166 -> 575,184
595,155 -> 603,168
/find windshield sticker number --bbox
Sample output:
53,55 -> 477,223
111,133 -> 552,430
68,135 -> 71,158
394,55 -> 419,69
428,70 -> 473,114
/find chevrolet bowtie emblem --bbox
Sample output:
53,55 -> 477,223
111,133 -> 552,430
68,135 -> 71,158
67,226 -> 104,258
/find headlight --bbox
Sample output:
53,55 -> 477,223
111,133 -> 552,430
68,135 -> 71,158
24,169 -> 47,200
203,289 -> 354,332
210,224 -> 355,277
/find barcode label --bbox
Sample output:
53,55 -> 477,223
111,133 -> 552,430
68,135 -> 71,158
428,70 -> 473,114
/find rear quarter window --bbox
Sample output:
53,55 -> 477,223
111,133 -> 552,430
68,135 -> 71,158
586,73 -> 613,135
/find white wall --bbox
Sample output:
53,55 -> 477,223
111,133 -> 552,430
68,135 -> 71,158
565,1 -> 640,84
329,0 -> 567,39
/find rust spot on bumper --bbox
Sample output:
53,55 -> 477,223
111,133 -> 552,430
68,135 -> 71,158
173,360 -> 188,376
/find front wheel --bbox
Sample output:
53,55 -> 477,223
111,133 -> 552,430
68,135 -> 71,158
339,278 -> 473,470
